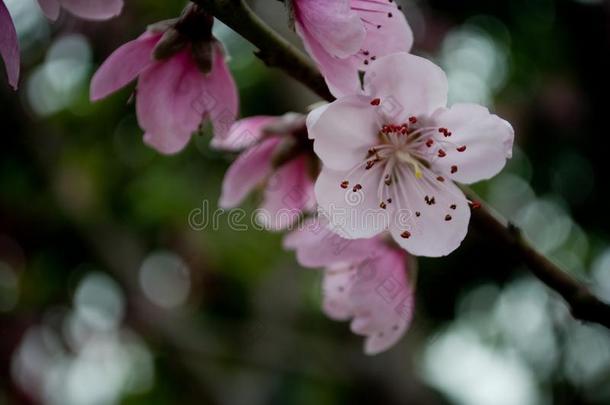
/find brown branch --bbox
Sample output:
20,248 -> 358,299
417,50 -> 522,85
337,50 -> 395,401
193,0 -> 610,329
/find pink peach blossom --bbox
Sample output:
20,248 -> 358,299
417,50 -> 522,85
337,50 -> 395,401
0,0 -> 19,89
37,0 -> 123,21
90,29 -> 238,155
214,114 -> 316,230
293,0 -> 413,97
308,52 -> 514,257
284,218 -> 415,354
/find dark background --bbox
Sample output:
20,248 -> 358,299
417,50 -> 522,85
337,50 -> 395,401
0,0 -> 609,404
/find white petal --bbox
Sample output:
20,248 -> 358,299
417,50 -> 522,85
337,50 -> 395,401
363,53 -> 448,122
308,95 -> 382,171
315,166 -> 390,239
389,166 -> 470,257
429,103 -> 514,184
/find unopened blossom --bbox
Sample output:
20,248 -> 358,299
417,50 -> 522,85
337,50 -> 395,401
90,6 -> 238,154
213,113 -> 316,230
308,52 -> 514,257
292,0 -> 413,97
37,0 -> 123,21
284,218 -> 414,354
0,0 -> 19,89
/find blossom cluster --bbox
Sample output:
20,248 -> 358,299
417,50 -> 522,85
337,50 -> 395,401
0,0 -> 514,354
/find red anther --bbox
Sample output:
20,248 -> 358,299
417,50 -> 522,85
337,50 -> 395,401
370,98 -> 381,106
445,215 -> 452,221
437,176 -> 445,182
409,116 -> 417,124
365,160 -> 375,170
438,150 -> 447,158
353,184 -> 363,192
457,146 -> 467,152
340,181 -> 349,189
380,202 -> 387,209
401,231 -> 411,239
450,204 -> 457,210
426,139 -> 434,148
451,165 -> 458,174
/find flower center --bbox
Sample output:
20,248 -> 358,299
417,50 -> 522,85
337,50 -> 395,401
338,115 -> 467,214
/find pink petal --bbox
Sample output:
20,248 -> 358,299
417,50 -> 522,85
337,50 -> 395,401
202,43 -> 238,139
364,53 -> 448,122
37,0 -> 61,20
90,33 -> 160,101
351,0 -> 413,60
137,49 -> 208,154
296,1 -> 412,97
59,0 -> 123,20
389,166 -> 471,257
283,217 -> 381,268
211,116 -> 276,151
322,247 -> 414,355
219,137 -> 281,208
322,263 -> 356,320
0,0 -> 20,90
257,155 -> 316,230
430,103 -> 515,184
308,95 -> 381,171
315,166 -> 390,239
296,21 -> 362,97
348,248 -> 414,355
295,0 -> 365,58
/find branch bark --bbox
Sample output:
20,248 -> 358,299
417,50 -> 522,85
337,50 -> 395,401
193,0 -> 610,329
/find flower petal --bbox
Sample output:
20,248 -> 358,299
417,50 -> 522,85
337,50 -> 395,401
211,116 -> 276,151
308,95 -> 381,171
315,166 -> 390,239
296,1 -> 412,97
430,103 -> 514,184
283,217 -> 382,268
322,264 -> 355,320
352,0 -> 413,60
295,0 -> 365,58
348,248 -> 414,355
37,0 -> 61,20
202,43 -> 238,139
59,0 -> 123,20
321,247 -> 414,355
257,156 -> 316,230
0,1 -> 20,90
389,166 -> 470,257
137,50 -> 207,154
219,137 -> 280,208
297,21 -> 363,97
90,33 -> 160,101
364,53 -> 448,121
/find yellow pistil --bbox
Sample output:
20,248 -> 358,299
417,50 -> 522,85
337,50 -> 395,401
395,150 -> 423,179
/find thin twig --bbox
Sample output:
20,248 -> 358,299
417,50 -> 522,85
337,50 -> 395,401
193,0 -> 610,329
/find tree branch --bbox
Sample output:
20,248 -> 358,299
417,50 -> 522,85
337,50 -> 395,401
193,0 -> 610,329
